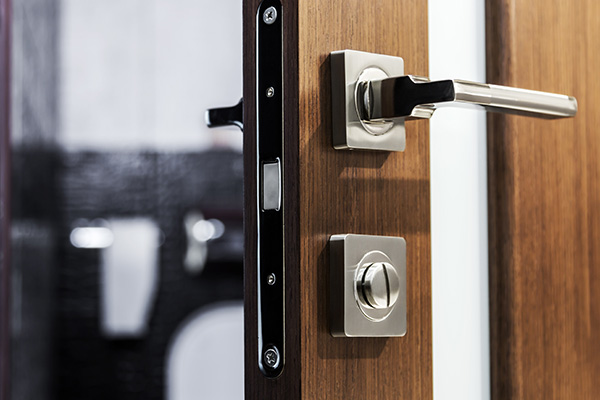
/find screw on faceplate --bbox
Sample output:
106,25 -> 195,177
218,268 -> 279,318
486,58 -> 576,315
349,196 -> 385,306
263,6 -> 277,25
267,273 -> 276,285
263,346 -> 280,369
266,87 -> 275,98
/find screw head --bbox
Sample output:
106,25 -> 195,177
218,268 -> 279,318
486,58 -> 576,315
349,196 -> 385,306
263,6 -> 277,25
263,346 -> 280,369
267,273 -> 276,285
266,87 -> 275,98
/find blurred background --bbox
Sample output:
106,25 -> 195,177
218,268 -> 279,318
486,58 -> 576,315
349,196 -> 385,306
10,0 -> 244,399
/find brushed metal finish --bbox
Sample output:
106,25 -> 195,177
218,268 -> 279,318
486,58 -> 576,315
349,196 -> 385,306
261,160 -> 281,211
356,262 -> 400,310
329,234 -> 407,337
330,50 -> 406,151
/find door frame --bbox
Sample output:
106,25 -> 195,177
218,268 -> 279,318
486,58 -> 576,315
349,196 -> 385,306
0,0 -> 11,399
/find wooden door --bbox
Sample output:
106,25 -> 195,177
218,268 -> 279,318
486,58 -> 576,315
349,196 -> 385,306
487,0 -> 600,398
243,0 -> 432,399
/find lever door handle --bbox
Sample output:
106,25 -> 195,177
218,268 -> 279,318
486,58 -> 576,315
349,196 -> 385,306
359,76 -> 577,121
205,98 -> 244,131
331,50 -> 578,152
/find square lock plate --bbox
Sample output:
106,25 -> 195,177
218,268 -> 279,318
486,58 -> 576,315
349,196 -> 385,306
329,234 -> 407,337
330,50 -> 406,151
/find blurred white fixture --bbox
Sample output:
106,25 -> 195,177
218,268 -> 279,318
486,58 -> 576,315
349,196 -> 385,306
184,213 -> 226,275
167,303 -> 244,400
100,218 -> 160,338
192,218 -> 225,242
70,226 -> 114,248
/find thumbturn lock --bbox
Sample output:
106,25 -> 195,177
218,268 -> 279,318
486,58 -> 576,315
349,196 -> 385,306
357,262 -> 400,310
330,234 -> 407,337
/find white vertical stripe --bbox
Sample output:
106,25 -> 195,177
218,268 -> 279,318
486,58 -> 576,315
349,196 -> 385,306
429,0 -> 490,399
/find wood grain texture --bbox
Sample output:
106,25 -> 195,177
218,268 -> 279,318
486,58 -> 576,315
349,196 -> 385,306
487,1 -> 600,398
298,1 -> 431,399
245,0 -> 431,399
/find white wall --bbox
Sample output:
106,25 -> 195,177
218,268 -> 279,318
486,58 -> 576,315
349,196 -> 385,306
167,303 -> 244,400
60,0 -> 243,152
429,1 -> 490,399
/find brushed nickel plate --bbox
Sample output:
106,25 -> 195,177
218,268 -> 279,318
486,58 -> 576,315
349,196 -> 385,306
329,234 -> 407,337
330,50 -> 405,151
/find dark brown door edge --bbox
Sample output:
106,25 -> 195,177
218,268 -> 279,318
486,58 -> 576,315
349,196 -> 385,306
0,0 -> 11,399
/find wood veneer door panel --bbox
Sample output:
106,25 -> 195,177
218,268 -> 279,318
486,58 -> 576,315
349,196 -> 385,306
244,0 -> 432,399
487,0 -> 600,398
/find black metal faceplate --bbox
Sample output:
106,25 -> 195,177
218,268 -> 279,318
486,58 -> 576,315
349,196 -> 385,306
256,0 -> 284,378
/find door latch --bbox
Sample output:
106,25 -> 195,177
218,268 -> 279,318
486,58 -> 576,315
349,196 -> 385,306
204,0 -> 284,379
206,98 -> 243,130
331,50 -> 578,151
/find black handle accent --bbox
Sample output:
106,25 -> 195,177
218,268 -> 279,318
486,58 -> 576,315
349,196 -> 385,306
206,98 -> 243,131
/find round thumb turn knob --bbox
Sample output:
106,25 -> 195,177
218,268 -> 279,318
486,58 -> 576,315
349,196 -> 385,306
357,262 -> 400,309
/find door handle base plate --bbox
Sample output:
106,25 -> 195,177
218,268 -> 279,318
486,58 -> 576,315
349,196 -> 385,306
329,234 -> 407,337
330,50 -> 406,151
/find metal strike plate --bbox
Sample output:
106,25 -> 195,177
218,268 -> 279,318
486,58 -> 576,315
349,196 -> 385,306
256,0 -> 284,378
330,50 -> 406,151
329,234 -> 407,337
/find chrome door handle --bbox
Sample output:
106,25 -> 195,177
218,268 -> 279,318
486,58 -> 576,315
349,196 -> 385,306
331,50 -> 578,152
358,76 -> 577,121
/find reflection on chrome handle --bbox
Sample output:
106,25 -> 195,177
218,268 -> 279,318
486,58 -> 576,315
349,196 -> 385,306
358,75 -> 578,121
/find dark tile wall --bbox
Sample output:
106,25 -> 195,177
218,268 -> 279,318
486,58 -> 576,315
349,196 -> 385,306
10,149 -> 59,400
10,2 -> 245,399
10,0 -> 60,399
55,150 -> 243,400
